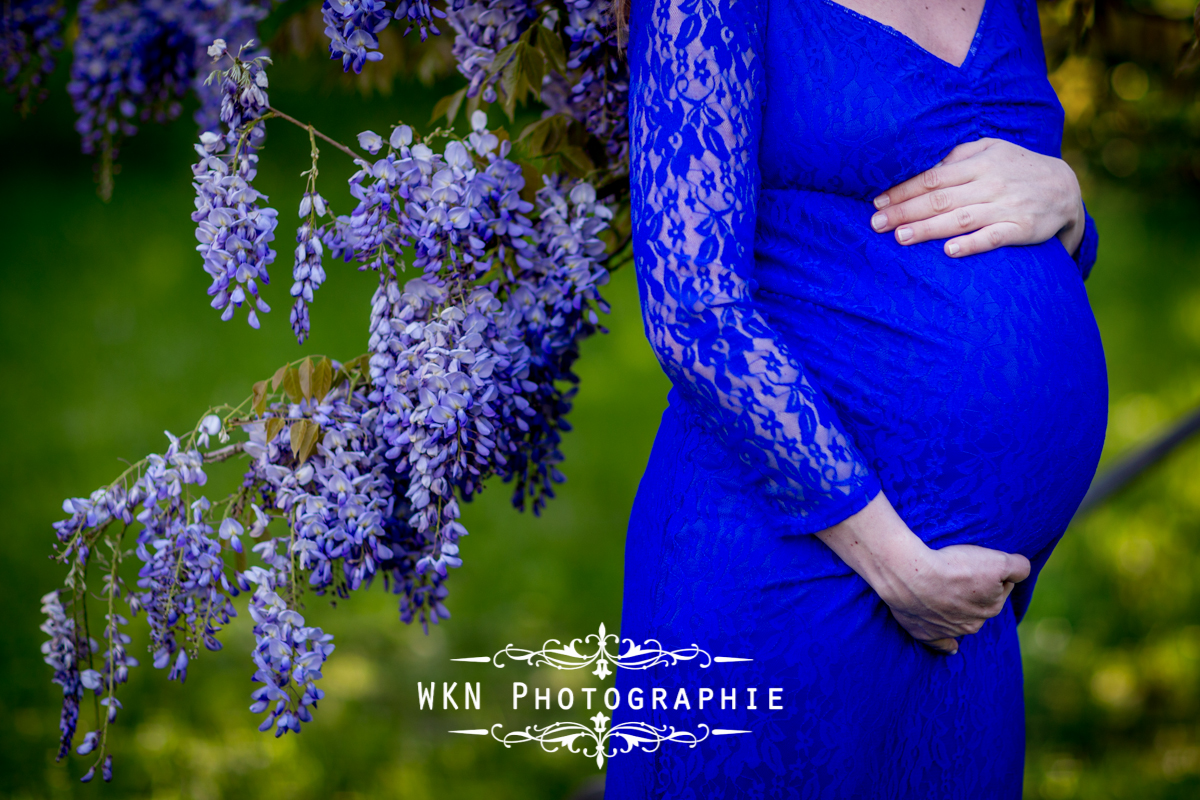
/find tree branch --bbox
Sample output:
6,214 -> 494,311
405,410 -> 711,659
268,106 -> 364,161
203,443 -> 246,463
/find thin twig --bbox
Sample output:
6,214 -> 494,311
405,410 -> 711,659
203,443 -> 245,464
268,106 -> 363,161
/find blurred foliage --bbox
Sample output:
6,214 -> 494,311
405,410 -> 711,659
263,0 -> 457,97
4,2 -> 1200,799
1041,0 -> 1200,188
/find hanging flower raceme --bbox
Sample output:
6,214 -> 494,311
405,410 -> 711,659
445,0 -> 537,103
48,422 -> 227,782
1,0 -> 65,115
322,0 -> 446,74
539,0 -> 629,169
290,192 -> 331,344
495,175 -> 612,512
191,41 -> 277,329
40,0 -> 633,784
243,557 -> 336,737
68,1 -> 195,175
40,590 -> 88,762
65,0 -> 270,197
347,111 -> 614,608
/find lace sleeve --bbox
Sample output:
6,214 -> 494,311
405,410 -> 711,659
1074,203 -> 1099,281
627,0 -> 882,532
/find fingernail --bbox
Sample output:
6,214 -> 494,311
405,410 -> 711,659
947,242 -> 960,256
871,213 -> 887,231
949,649 -> 958,656
896,227 -> 912,243
873,194 -> 890,210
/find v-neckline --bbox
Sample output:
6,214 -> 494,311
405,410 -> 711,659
816,0 -> 991,73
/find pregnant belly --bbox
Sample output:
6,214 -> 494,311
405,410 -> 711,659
753,189 -> 1108,557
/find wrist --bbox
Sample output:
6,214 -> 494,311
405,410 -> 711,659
815,491 -> 933,606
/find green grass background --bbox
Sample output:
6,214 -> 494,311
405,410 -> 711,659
3,46 -> 1200,800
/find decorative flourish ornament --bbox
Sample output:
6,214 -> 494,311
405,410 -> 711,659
450,713 -> 751,770
454,622 -> 753,678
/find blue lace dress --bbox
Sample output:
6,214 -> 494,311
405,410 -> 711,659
607,0 -> 1106,796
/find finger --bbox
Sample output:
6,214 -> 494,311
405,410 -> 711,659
872,160 -> 977,210
1002,553 -> 1031,584
943,221 -> 1024,257
938,138 -> 994,166
922,637 -> 960,655
870,183 -> 990,232
993,578 -> 1012,609
891,204 -> 1003,246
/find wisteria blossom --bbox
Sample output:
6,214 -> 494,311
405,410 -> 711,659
1,0 -> 65,114
66,0 -> 270,197
39,0 -> 630,784
191,43 -> 277,328
446,0 -> 537,103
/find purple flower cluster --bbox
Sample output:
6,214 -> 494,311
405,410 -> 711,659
498,174 -> 612,511
42,5 -> 628,776
243,557 -> 336,737
339,112 -> 613,603
290,193 -> 331,343
236,372 -> 441,720
68,0 -> 195,164
137,494 -> 239,681
322,0 -> 446,74
191,43 -> 278,328
187,2 -> 270,132
40,590 -> 88,761
394,0 -> 446,41
322,0 -> 393,73
1,0 -> 65,114
65,0 -> 269,194
48,427 -> 228,781
445,0 -> 535,103
542,0 -> 628,168
241,387 -> 401,593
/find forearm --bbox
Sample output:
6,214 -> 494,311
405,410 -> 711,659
815,489 -> 1031,655
814,490 -> 930,606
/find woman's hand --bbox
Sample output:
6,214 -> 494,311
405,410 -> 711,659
816,492 -> 1031,654
868,138 -> 1086,259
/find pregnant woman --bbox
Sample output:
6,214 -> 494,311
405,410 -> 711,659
606,0 -> 1106,796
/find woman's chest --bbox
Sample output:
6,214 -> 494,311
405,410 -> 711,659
757,0 -> 1065,197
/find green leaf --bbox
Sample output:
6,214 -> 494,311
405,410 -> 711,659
465,91 -> 482,121
299,357 -> 314,401
271,364 -> 287,391
265,417 -> 285,443
559,145 -> 595,177
252,380 -> 268,417
431,87 -> 468,126
517,114 -> 568,157
489,41 -> 522,77
520,163 -> 544,204
501,50 -> 525,122
289,419 -> 321,465
520,43 -> 545,96
282,367 -> 302,404
537,26 -> 568,77
313,358 -> 333,400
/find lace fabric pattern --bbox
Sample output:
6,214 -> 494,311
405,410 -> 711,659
609,0 -> 1106,796
629,0 -> 882,533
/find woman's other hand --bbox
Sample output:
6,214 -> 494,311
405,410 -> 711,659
816,492 -> 1031,655
868,138 -> 1086,259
